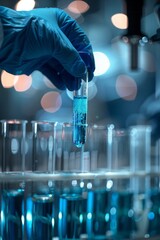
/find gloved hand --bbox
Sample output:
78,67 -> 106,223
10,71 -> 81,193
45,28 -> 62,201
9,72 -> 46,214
0,7 -> 95,90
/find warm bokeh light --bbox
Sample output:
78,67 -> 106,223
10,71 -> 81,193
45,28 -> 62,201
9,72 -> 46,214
111,13 -> 128,29
15,0 -> 35,11
1,71 -> 17,88
93,52 -> 110,76
41,91 -> 62,113
116,74 -> 137,101
14,75 -> 32,92
65,9 -> 82,20
67,0 -> 90,14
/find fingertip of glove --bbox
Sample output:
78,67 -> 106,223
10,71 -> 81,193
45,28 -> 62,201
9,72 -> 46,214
71,60 -> 86,77
88,71 -> 94,81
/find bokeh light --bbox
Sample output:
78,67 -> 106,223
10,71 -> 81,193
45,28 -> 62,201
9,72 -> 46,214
31,71 -> 44,90
41,91 -> 62,113
111,13 -> 128,29
65,10 -> 82,20
87,81 -> 97,100
116,74 -> 137,101
67,1 -> 90,14
15,0 -> 35,11
1,71 -> 17,88
93,52 -> 110,76
14,75 -> 32,92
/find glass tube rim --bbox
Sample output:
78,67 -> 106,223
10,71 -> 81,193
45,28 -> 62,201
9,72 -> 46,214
0,119 -> 28,124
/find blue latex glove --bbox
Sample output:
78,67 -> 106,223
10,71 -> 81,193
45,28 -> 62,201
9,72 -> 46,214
0,7 -> 95,90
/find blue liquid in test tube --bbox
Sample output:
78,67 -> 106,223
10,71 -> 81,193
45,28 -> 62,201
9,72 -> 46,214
58,193 -> 87,239
73,96 -> 87,147
32,194 -> 55,240
73,73 -> 88,148
1,189 -> 24,240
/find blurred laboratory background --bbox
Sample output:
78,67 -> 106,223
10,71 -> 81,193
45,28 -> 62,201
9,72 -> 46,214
0,0 -> 159,130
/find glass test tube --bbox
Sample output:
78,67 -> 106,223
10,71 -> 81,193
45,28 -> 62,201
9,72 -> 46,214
84,124 -> 115,172
58,193 -> 87,239
129,125 -> 152,191
73,73 -> 88,148
111,128 -> 130,172
1,119 -> 27,173
31,121 -> 57,173
61,122 -> 84,172
1,188 -> 25,240
129,125 -> 152,238
32,193 -> 55,240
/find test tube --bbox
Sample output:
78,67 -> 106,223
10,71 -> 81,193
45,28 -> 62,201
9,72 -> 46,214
73,72 -> 88,147
129,125 -> 152,238
1,188 -> 25,240
1,180 -> 25,240
32,193 -> 55,239
58,191 -> 87,239
1,119 -> 27,173
84,124 -> 115,172
61,122 -> 84,172
31,121 -> 57,173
